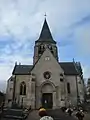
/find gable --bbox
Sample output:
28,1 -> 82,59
31,48 -> 64,73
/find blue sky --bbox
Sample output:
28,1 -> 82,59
0,0 -> 90,92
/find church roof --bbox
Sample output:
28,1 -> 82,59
35,19 -> 56,44
12,62 -> 79,75
12,65 -> 33,75
60,62 -> 79,75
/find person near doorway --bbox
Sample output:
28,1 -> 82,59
66,107 -> 73,116
75,109 -> 84,120
39,108 -> 54,120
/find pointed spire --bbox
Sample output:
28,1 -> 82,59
37,18 -> 56,44
39,18 -> 53,40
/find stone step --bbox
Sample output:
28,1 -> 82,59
2,109 -> 27,119
26,109 -> 77,120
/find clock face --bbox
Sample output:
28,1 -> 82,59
43,71 -> 51,79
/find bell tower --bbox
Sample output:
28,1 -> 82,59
33,18 -> 58,64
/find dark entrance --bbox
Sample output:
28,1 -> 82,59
42,93 -> 53,109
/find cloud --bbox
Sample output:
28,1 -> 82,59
0,0 -> 90,41
72,19 -> 90,56
0,80 -> 7,93
71,14 -> 90,28
0,54 -> 33,91
82,64 -> 90,80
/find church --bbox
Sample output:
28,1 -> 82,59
5,18 -> 85,109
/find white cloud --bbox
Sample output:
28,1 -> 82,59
0,54 -> 33,91
0,80 -> 7,93
82,64 -> 90,79
0,64 -> 12,81
73,22 -> 90,56
0,54 -> 33,66
0,0 -> 90,41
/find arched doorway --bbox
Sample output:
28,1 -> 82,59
41,82 -> 55,109
42,93 -> 53,109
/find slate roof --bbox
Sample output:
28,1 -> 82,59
12,62 -> 79,75
35,18 -> 56,44
12,65 -> 33,75
60,62 -> 79,75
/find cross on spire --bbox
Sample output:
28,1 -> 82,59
44,13 -> 47,18
35,14 -> 56,44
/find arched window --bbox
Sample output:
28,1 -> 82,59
20,82 -> 26,95
60,78 -> 63,82
50,46 -> 52,50
38,45 -> 44,54
60,73 -> 63,77
38,46 -> 42,54
48,45 -> 52,49
51,50 -> 53,54
67,82 -> 71,94
49,46 -> 53,54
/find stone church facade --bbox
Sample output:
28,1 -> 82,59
5,18 -> 85,109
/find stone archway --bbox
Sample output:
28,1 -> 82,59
40,81 -> 56,109
40,81 -> 56,92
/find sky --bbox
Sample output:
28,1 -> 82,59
0,0 -> 90,92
